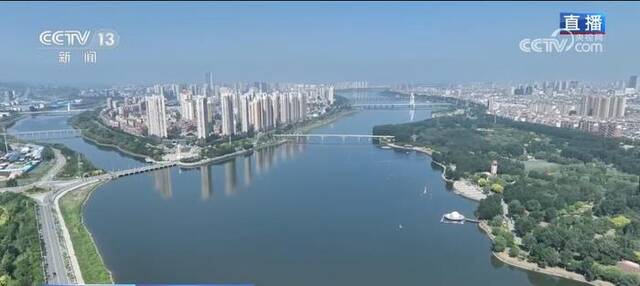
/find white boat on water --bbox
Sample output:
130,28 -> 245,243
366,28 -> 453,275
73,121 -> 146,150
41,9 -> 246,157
423,186 -> 428,194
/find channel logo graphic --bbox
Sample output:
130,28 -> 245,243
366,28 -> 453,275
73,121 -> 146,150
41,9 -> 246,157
559,12 -> 605,35
38,29 -> 119,48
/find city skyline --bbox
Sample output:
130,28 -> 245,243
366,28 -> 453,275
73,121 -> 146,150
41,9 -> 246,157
1,2 -> 640,85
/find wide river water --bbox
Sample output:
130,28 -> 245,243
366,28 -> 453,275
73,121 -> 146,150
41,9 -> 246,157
10,91 -> 585,286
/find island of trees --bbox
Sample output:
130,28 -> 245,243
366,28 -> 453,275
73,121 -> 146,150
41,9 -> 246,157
373,98 -> 640,285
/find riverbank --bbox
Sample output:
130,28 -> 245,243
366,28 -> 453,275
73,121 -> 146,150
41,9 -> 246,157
385,142 -> 486,202
385,141 -> 610,286
51,107 -> 356,282
176,108 -> 354,168
178,139 -> 288,168
295,109 -> 357,134
59,181 -> 113,284
77,132 -> 150,161
0,113 -> 25,131
70,111 -> 165,161
478,222 -> 613,286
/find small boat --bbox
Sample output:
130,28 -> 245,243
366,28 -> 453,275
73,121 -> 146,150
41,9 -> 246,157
398,224 -> 403,229
423,186 -> 428,194
381,146 -> 391,150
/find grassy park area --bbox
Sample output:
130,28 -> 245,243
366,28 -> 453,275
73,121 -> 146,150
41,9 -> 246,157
59,183 -> 112,283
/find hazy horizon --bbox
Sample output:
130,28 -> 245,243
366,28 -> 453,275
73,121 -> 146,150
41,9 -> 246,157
1,2 -> 639,86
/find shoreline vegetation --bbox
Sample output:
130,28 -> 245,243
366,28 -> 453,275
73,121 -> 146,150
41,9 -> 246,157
383,128 -> 612,286
478,222 -> 614,286
59,182 -> 113,284
76,133 -> 149,161
0,193 -> 45,285
373,95 -> 640,286
70,96 -> 354,166
0,113 -> 25,132
70,111 -> 164,161
45,143 -> 103,179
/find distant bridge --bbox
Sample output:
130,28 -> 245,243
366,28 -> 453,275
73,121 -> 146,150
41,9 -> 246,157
16,109 -> 89,115
274,133 -> 395,142
1,162 -> 178,194
109,162 -> 177,178
3,129 -> 82,140
351,103 -> 448,110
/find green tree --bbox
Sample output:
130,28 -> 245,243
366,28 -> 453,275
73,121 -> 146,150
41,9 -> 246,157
539,247 -> 560,267
522,233 -> 537,251
5,179 -> 16,187
525,199 -> 541,212
491,183 -> 504,193
509,246 -> 520,258
508,200 -> 526,217
477,195 -> 503,219
580,257 -> 595,281
514,216 -> 536,237
610,215 -> 631,229
489,216 -> 503,228
560,249 -> 574,267
492,236 -> 507,252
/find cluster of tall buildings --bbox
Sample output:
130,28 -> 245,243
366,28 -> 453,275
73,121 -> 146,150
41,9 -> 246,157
510,80 -> 581,96
224,88 -> 309,136
578,120 -> 623,138
578,95 -> 627,119
140,79 -> 335,140
178,90 -> 216,139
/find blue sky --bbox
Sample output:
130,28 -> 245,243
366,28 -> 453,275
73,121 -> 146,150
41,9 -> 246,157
0,2 -> 638,86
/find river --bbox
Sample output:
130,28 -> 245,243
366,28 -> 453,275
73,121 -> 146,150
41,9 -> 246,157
10,91 -> 585,286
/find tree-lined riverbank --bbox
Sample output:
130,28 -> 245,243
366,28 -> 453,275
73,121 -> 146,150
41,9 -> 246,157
373,97 -> 640,286
8,90 -> 598,286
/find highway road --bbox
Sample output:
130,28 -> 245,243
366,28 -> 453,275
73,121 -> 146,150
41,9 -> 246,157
36,191 -> 73,284
31,179 -> 101,284
0,147 -> 172,284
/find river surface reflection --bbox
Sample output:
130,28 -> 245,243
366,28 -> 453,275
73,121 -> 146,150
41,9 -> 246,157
11,91 -> 586,286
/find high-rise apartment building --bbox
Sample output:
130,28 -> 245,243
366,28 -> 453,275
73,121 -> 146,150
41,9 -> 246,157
578,95 -> 626,119
195,96 -> 210,139
628,75 -> 638,89
179,90 -> 196,121
239,95 -> 250,133
145,95 -> 168,138
221,93 -> 235,136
